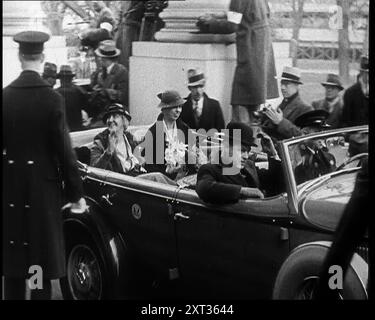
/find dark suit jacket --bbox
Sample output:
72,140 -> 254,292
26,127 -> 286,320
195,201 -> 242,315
90,128 -> 139,175
3,70 -> 83,279
312,97 -> 343,129
196,157 -> 283,204
56,84 -> 88,132
342,82 -> 368,127
262,93 -> 313,140
91,62 -> 129,107
180,93 -> 225,132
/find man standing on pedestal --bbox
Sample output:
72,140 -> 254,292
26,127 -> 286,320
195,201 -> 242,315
196,0 -> 279,126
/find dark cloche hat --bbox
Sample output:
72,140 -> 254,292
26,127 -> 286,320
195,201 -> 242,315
226,122 -> 258,148
103,103 -> 131,123
42,62 -> 57,78
57,65 -> 76,78
321,73 -> 344,91
157,90 -> 185,110
13,31 -> 50,55
295,110 -> 330,129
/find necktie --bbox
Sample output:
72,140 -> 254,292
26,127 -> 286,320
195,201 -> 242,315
194,100 -> 201,118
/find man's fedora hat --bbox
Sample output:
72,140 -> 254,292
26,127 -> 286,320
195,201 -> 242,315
359,55 -> 369,72
294,109 -> 330,129
275,66 -> 303,84
321,73 -> 344,91
226,122 -> 258,148
157,90 -> 186,110
42,62 -> 57,78
13,30 -> 50,55
187,68 -> 206,87
103,103 -> 131,123
57,65 -> 76,78
95,40 -> 121,58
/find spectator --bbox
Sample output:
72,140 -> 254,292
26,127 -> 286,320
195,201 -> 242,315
42,62 -> 57,88
3,31 -> 86,300
69,46 -> 96,80
180,69 -> 225,132
79,22 -> 113,50
261,66 -> 313,141
342,55 -> 369,127
55,65 -> 89,132
92,1 -> 116,29
196,122 -> 284,204
90,40 -> 129,126
312,74 -> 344,129
90,103 -> 145,176
196,0 -> 279,126
143,90 -> 195,180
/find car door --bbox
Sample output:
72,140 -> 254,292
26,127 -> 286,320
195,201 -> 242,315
172,190 -> 291,299
86,169 -> 180,284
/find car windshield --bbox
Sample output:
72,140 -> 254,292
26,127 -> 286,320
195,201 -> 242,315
286,128 -> 368,187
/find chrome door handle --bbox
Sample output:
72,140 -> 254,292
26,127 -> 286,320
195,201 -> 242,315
174,212 -> 190,221
101,194 -> 113,206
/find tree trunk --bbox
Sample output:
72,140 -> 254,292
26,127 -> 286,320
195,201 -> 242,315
337,0 -> 351,85
291,0 -> 305,67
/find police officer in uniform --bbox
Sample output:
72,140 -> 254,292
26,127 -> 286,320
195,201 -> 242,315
3,31 -> 87,300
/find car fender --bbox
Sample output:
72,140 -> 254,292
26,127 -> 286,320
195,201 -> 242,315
273,241 -> 368,299
63,196 -> 127,283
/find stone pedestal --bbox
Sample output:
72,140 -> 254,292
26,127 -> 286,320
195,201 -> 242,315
2,1 -> 68,87
130,41 -> 237,126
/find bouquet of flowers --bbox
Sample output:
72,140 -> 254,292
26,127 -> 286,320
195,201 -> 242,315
165,141 -> 188,175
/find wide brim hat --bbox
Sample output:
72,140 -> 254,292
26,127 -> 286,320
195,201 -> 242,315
226,122 -> 258,147
187,68 -> 206,87
42,62 -> 57,78
57,65 -> 76,78
157,90 -> 186,110
102,103 -> 131,123
294,109 -> 330,129
321,73 -> 344,90
275,66 -> 303,84
95,40 -> 120,58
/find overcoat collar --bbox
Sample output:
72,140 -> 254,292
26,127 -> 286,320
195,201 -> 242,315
8,70 -> 50,88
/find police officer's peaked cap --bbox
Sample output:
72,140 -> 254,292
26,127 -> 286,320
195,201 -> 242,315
295,110 -> 330,128
13,31 -> 50,55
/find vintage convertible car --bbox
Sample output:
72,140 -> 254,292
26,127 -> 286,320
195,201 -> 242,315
60,125 -> 368,300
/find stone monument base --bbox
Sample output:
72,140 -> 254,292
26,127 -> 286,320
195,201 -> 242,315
130,41 -> 237,126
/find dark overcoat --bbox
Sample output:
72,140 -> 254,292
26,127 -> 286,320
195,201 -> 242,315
230,0 -> 279,105
312,98 -> 343,129
3,71 -> 83,279
341,82 -> 369,127
180,93 -> 225,132
262,93 -> 313,140
196,157 -> 283,204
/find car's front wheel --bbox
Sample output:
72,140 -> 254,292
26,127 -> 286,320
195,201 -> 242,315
60,235 -> 112,300
272,242 -> 368,300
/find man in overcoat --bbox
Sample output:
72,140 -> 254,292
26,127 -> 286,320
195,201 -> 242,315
2,31 -> 86,300
341,55 -> 369,127
196,0 -> 279,125
312,74 -> 344,129
180,69 -> 225,132
261,66 -> 313,141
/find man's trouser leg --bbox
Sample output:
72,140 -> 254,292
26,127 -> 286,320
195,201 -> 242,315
3,277 -> 26,300
232,105 -> 262,136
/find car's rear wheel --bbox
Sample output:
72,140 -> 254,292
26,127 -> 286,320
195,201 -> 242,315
60,235 -> 112,300
273,242 -> 367,300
